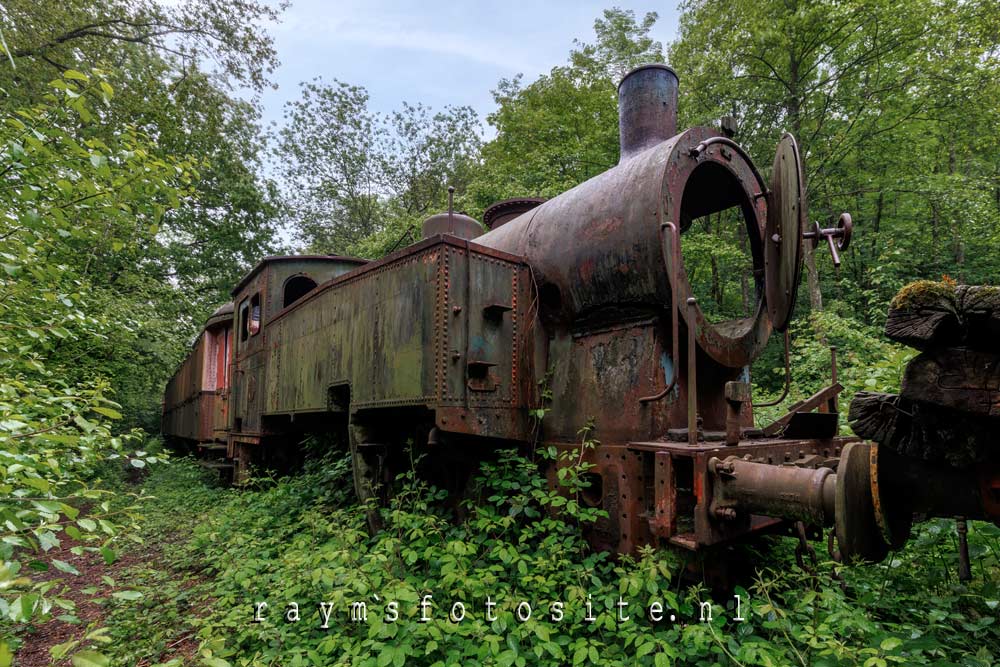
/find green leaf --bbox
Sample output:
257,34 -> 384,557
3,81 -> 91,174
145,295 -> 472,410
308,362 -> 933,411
52,559 -> 81,575
72,651 -> 109,667
63,70 -> 90,82
200,657 -> 231,667
91,406 -> 122,420
73,415 -> 96,433
112,590 -> 143,601
636,642 -> 655,658
880,638 -> 902,652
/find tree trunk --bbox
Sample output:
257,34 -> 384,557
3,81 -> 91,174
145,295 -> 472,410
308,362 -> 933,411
901,348 -> 1000,418
803,245 -> 823,312
885,283 -> 1000,350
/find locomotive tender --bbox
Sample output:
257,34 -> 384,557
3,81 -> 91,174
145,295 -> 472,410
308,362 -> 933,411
163,65 -> 999,569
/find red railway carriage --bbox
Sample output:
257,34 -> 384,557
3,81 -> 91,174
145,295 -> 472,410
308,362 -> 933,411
161,303 -> 234,447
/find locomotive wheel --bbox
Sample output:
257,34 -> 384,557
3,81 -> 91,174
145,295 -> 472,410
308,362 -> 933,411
835,442 -> 889,563
349,424 -> 385,534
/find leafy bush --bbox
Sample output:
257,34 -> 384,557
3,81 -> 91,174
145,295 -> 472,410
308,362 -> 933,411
0,68 -> 188,641
752,308 -> 915,430
69,449 -> 999,667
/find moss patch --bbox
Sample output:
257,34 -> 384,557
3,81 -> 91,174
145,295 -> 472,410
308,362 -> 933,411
890,279 -> 957,311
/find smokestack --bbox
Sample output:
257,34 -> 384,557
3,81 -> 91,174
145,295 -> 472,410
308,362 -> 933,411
617,64 -> 678,162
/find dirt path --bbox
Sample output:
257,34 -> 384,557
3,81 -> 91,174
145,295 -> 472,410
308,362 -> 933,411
14,539 -> 199,667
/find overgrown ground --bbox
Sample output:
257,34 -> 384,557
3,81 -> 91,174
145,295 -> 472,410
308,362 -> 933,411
5,448 -> 998,667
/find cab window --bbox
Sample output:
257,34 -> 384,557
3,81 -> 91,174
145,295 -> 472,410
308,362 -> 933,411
283,275 -> 317,308
239,292 -> 262,342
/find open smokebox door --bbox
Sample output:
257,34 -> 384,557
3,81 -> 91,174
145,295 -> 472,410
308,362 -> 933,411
765,133 -> 806,333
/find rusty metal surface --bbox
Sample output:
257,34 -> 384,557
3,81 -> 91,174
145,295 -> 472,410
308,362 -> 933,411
551,436 -> 857,555
482,198 -> 545,230
618,64 -> 678,162
422,212 -> 484,240
765,133 -> 805,332
708,455 -> 835,525
548,443 -> 651,554
835,442 -> 889,563
249,236 -> 533,442
475,125 -> 771,369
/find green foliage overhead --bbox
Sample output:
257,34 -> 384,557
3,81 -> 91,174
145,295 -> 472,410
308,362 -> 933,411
469,8 -> 666,211
276,80 -> 483,258
0,69 -> 176,636
1,0 -> 285,428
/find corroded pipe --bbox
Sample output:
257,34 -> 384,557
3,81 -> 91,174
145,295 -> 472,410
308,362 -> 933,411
709,456 -> 837,526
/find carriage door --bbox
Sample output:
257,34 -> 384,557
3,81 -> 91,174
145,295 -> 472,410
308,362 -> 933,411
232,291 -> 265,435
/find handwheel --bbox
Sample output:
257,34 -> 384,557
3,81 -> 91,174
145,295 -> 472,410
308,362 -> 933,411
835,213 -> 852,251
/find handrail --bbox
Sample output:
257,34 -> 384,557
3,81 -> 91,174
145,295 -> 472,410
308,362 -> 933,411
639,221 -> 681,403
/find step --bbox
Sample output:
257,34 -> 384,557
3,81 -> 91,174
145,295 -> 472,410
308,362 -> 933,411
198,460 -> 234,470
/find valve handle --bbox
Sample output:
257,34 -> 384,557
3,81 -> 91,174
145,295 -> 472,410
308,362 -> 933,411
801,212 -> 853,268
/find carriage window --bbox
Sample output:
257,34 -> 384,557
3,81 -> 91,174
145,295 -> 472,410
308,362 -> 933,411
239,293 -> 262,342
248,293 -> 261,336
283,275 -> 317,308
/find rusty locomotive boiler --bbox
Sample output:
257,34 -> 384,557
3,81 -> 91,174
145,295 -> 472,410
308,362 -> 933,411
163,64 -> 1000,571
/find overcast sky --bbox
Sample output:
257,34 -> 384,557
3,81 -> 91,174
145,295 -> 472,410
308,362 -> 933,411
255,0 -> 681,131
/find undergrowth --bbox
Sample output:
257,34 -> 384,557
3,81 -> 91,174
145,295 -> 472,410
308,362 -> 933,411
31,451 -> 1000,666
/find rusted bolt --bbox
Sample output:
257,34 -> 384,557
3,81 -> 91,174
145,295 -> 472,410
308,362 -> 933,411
709,457 -> 736,476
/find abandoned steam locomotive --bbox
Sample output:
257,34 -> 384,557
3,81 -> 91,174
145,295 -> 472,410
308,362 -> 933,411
162,64 -> 999,570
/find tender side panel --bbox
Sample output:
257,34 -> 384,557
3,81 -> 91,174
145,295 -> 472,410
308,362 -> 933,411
264,246 -> 442,415
440,247 -> 520,407
434,245 -> 534,441
255,239 -> 533,442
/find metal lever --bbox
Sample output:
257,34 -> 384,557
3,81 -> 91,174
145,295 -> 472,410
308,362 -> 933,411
802,212 -> 853,268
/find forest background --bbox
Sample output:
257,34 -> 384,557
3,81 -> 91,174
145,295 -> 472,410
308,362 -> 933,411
0,0 -> 999,665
